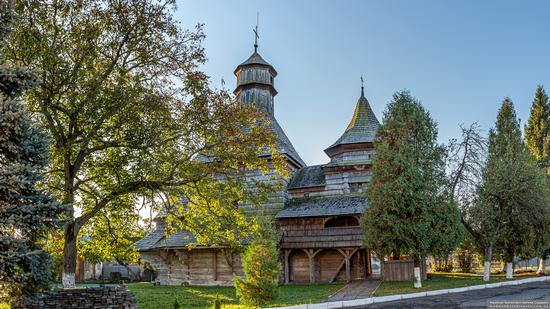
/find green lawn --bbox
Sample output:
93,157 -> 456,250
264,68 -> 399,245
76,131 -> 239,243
373,272 -> 542,296
126,283 -> 344,309
1,272 -> 543,308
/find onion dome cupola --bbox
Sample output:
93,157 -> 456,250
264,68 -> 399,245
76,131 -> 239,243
324,82 -> 380,161
233,48 -> 277,115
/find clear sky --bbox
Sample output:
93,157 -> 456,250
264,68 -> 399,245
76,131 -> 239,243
175,0 -> 550,166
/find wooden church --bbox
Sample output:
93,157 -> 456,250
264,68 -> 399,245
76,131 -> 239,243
135,39 -> 380,285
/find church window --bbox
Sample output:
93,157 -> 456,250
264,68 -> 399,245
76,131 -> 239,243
324,216 -> 359,228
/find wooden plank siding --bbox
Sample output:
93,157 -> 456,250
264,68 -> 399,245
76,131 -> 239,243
141,249 -> 243,286
381,260 -> 414,281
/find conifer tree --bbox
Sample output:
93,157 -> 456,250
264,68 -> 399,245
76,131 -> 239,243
362,91 -> 462,288
0,0 -> 65,301
234,215 -> 281,307
472,98 -> 550,281
525,86 -> 550,166
524,86 -> 550,274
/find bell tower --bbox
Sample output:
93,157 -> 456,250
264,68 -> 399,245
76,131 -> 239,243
233,18 -> 278,115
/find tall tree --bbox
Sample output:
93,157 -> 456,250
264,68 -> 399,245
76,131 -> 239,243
6,0 -> 284,286
524,86 -> 550,274
362,91 -> 462,288
525,86 -> 550,166
471,98 -> 550,281
444,123 -> 490,275
0,0 -> 65,301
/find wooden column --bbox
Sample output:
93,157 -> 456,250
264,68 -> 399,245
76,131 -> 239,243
304,249 -> 322,283
213,249 -> 218,282
284,250 -> 291,284
366,250 -> 372,276
186,251 -> 190,283
345,250 -> 351,283
306,249 -> 315,283
337,248 -> 359,283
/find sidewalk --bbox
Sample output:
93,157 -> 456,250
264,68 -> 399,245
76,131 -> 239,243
328,279 -> 381,301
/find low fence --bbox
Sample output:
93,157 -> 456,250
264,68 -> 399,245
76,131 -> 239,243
381,260 -> 414,281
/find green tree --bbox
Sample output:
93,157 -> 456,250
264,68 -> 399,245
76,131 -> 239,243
470,98 -> 550,281
6,0 -> 285,287
78,198 -> 145,280
362,91 -> 462,288
524,86 -> 550,274
525,86 -> 550,166
234,215 -> 281,307
0,0 -> 65,301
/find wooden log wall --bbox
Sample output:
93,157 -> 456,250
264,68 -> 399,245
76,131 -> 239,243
141,249 -> 244,286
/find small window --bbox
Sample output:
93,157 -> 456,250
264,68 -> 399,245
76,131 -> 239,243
324,216 -> 359,228
350,182 -> 366,193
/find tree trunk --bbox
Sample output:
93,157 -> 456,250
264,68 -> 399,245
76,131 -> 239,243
483,243 -> 493,282
413,259 -> 422,288
421,256 -> 428,280
505,261 -> 513,279
62,221 -> 78,288
536,256 -> 546,275
392,251 -> 400,260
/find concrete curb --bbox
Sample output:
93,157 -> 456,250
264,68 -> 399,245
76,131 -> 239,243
266,276 -> 550,309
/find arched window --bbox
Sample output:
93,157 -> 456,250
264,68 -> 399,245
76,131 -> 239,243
324,216 -> 359,228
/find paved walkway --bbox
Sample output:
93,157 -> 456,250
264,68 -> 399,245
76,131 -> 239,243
328,279 -> 381,301
348,281 -> 550,308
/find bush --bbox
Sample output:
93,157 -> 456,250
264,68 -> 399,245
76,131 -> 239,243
173,298 -> 181,309
432,256 -> 454,272
211,295 -> 221,309
456,234 -> 478,273
234,216 -> 281,307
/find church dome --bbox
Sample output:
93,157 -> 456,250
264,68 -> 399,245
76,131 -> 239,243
324,87 -> 380,158
235,51 -> 277,73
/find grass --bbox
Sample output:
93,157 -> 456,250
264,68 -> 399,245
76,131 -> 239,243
373,271 -> 542,296
0,283 -> 342,309
1,272 -> 543,308
126,283 -> 344,309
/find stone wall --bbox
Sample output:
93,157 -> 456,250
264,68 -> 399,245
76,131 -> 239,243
15,286 -> 136,309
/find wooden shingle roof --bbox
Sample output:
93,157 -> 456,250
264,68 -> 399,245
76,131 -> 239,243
288,165 -> 325,189
276,195 -> 367,218
325,94 -> 380,155
267,115 -> 306,167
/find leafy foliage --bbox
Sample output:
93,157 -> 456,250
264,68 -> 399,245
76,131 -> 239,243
234,215 -> 281,308
0,0 -> 65,300
79,197 -> 144,269
6,0 -> 286,281
362,91 -> 463,262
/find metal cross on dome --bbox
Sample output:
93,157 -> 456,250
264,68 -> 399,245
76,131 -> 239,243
253,13 -> 259,52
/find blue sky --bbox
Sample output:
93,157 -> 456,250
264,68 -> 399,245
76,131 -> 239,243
175,0 -> 550,166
